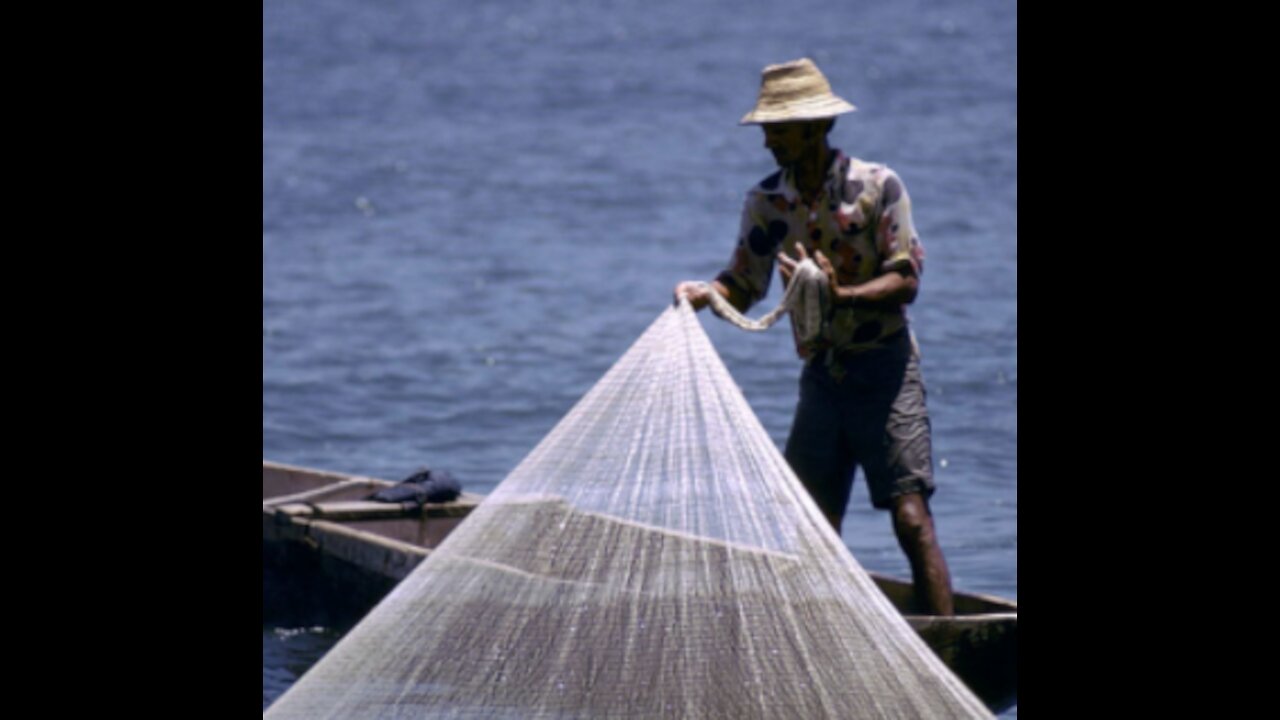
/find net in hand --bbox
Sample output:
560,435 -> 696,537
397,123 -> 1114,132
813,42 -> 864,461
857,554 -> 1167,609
264,303 -> 992,719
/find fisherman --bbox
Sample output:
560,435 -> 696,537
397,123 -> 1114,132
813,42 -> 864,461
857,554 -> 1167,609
675,58 -> 954,616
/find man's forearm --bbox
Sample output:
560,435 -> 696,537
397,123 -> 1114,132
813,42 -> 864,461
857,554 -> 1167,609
837,270 -> 918,308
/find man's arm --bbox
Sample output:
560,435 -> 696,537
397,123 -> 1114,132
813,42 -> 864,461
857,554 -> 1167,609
675,195 -> 775,313
829,262 -> 918,307
780,245 -> 918,309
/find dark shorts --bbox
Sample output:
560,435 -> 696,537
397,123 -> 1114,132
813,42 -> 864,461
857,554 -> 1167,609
784,331 -> 935,515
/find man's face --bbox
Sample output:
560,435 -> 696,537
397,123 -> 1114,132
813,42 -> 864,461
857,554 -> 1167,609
762,121 -> 827,168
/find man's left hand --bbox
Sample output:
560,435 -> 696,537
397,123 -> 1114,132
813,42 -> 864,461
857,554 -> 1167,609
779,244 -> 848,300
811,249 -> 846,300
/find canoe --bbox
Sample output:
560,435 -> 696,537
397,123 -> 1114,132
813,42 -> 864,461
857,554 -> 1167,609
263,460 -> 1017,713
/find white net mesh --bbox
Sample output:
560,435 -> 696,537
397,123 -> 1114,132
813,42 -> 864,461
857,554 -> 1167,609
264,303 -> 992,719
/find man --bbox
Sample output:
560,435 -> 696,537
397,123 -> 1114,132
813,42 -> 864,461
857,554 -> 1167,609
674,58 -> 954,616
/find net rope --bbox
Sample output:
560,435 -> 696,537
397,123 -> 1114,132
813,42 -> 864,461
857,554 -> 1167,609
265,298 -> 992,719
698,258 -> 828,343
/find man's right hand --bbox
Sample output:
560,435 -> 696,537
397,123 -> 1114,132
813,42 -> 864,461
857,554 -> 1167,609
673,281 -> 713,311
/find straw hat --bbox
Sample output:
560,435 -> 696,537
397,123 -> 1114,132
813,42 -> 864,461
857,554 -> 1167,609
739,58 -> 857,125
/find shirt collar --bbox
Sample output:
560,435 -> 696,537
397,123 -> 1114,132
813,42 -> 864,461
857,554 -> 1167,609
778,148 -> 846,203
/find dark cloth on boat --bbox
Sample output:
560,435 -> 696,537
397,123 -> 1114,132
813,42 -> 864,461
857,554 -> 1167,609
368,468 -> 461,505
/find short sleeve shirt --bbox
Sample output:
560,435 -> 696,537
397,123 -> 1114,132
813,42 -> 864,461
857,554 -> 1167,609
716,150 -> 925,362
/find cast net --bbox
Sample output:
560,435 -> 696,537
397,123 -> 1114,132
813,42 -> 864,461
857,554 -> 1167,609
264,300 -> 991,719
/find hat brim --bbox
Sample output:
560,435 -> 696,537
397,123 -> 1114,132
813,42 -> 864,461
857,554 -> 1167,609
739,97 -> 857,125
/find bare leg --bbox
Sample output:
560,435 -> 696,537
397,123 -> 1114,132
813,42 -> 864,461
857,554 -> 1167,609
891,492 -> 954,616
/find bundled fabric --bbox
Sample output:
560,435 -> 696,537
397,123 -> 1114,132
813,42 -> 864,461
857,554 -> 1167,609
265,304 -> 992,719
367,468 -> 461,505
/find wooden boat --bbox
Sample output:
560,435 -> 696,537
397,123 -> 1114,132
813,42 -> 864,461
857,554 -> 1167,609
263,460 -> 1017,712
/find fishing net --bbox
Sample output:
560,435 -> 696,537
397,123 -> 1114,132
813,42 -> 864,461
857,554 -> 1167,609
264,299 -> 992,719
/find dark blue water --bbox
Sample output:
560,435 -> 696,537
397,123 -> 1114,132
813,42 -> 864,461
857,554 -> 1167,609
263,0 -> 1016,714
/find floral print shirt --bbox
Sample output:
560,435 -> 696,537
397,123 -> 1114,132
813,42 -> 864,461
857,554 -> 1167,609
716,149 -> 925,365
